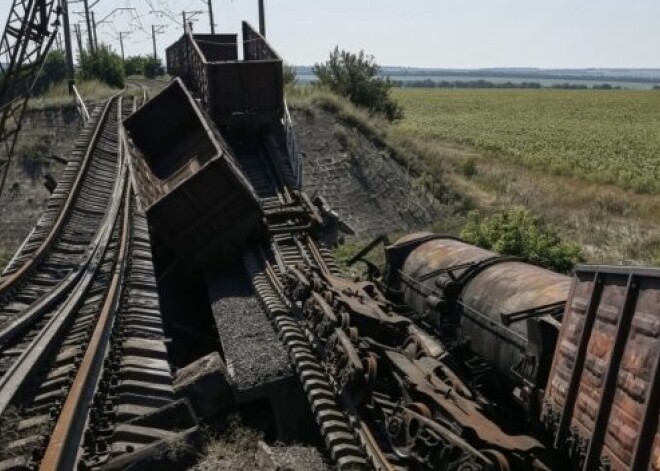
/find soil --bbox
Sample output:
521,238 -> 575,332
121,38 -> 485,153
293,107 -> 451,239
0,106 -> 81,265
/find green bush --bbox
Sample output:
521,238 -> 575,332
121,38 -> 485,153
143,57 -> 165,78
460,208 -> 584,272
124,55 -> 147,76
34,50 -> 67,94
79,44 -> 124,88
283,62 -> 297,86
313,47 -> 403,122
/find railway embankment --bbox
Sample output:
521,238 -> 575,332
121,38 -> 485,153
0,106 -> 81,268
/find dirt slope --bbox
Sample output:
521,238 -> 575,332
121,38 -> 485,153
293,107 -> 450,239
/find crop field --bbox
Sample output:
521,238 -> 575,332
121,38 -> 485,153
392,88 -> 660,192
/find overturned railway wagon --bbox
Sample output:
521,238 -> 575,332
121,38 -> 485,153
123,78 -> 263,262
381,233 -> 660,471
543,266 -> 660,471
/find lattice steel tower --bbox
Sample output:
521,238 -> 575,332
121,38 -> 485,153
0,0 -> 62,199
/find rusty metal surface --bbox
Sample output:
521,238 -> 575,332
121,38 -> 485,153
242,21 -> 281,61
124,78 -> 263,261
543,265 -> 660,470
285,263 -> 551,470
386,235 -> 571,416
165,22 -> 283,128
193,34 -> 238,61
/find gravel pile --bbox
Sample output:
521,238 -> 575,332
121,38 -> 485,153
206,267 -> 292,391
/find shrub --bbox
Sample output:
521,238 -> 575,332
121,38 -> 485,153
460,158 -> 477,179
283,62 -> 297,86
0,249 -> 12,272
33,50 -> 67,94
124,55 -> 147,76
313,47 -> 403,122
143,57 -> 165,78
460,208 -> 584,272
79,44 -> 124,88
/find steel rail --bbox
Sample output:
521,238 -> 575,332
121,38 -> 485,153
40,180 -> 131,471
0,96 -> 127,347
0,93 -> 122,295
0,98 -> 127,417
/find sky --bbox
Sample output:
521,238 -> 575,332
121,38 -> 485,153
2,0 -> 660,68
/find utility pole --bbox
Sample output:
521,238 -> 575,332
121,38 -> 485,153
83,0 -> 94,51
74,24 -> 83,58
61,0 -> 76,93
258,0 -> 266,37
182,11 -> 203,34
118,32 -> 127,63
91,11 -> 98,51
207,0 -> 215,34
151,25 -> 166,60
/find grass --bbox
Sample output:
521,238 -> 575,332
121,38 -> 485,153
392,88 -> 660,193
287,86 -> 470,212
0,249 -> 12,273
290,86 -> 660,265
197,418 -> 263,469
28,79 -> 118,109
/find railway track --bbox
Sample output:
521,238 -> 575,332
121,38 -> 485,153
0,91 -> 191,470
229,137 -> 552,470
232,144 -> 383,469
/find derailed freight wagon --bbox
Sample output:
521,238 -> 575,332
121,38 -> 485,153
123,78 -> 263,263
166,22 -> 283,128
543,265 -> 660,471
382,233 -> 660,470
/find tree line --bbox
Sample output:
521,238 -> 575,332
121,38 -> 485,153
5,47 -> 167,96
392,78 -> 625,90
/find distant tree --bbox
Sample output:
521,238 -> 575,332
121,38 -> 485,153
124,55 -> 147,76
313,47 -> 403,122
79,44 -> 125,88
143,57 -> 165,78
283,62 -> 297,86
33,50 -> 67,94
653,85 -> 660,90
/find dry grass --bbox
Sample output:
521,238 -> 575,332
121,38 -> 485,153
28,79 -> 118,110
193,419 -> 263,470
0,248 -> 13,274
290,86 -> 660,266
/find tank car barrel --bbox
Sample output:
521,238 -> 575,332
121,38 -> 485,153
385,232 -> 571,415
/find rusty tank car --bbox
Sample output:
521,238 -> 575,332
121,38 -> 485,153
383,232 -> 572,417
379,232 -> 660,470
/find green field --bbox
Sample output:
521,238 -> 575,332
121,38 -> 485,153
392,88 -> 660,192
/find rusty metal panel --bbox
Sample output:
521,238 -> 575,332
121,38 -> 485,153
124,78 -> 263,262
207,61 -> 283,125
651,431 -> 660,471
543,266 -> 660,470
193,34 -> 237,61
242,21 -> 281,61
390,234 -> 570,402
